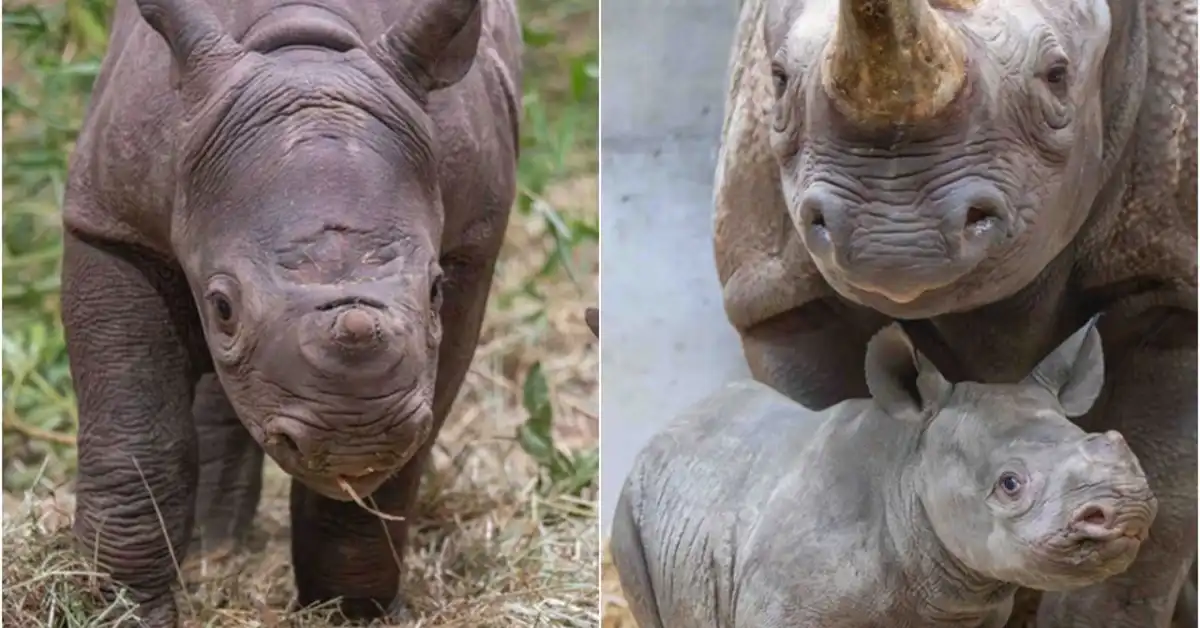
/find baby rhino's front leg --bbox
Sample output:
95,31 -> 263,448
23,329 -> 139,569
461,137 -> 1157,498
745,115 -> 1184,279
610,489 -> 666,628
289,454 -> 425,620
64,233 -> 204,626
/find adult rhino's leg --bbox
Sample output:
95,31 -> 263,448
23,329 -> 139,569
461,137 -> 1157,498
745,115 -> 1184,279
740,299 -> 888,409
289,245 -> 503,618
63,231 -> 203,626
1037,308 -> 1197,628
189,373 -> 263,558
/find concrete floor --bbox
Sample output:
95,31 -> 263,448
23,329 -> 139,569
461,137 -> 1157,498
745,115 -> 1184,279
598,0 -> 752,534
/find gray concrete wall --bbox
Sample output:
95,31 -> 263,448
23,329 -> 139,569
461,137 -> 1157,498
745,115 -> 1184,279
599,0 -> 752,535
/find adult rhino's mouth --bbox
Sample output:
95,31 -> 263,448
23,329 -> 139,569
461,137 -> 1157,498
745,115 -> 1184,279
846,281 -> 937,304
840,269 -> 967,305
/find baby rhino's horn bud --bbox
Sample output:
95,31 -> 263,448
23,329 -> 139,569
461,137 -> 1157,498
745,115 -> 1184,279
333,307 -> 382,350
1080,431 -> 1131,463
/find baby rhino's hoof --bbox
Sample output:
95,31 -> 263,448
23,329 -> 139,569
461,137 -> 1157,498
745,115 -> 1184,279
299,595 -> 412,624
120,595 -> 178,628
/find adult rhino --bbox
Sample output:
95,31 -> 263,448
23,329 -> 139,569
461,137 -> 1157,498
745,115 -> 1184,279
712,0 -> 1196,625
60,0 -> 520,623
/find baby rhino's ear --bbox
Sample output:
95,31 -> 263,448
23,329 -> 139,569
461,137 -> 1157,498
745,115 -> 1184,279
1024,316 -> 1105,417
864,324 -> 951,421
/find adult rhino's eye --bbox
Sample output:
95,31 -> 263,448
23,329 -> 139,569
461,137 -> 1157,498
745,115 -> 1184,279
998,472 -> 1024,496
1042,60 -> 1070,95
430,273 -> 445,309
771,62 -> 789,99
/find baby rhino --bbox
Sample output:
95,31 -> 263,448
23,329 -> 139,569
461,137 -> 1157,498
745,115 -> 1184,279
611,320 -> 1157,628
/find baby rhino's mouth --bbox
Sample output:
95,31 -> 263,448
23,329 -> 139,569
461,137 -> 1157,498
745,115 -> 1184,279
297,467 -> 395,502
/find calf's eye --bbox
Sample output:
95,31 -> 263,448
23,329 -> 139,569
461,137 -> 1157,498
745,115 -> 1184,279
213,295 -> 233,322
998,472 -> 1024,495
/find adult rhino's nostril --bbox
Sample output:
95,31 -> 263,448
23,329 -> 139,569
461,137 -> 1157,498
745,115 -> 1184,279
797,189 -> 840,243
966,205 -> 993,228
962,201 -> 1004,235
953,186 -> 1011,239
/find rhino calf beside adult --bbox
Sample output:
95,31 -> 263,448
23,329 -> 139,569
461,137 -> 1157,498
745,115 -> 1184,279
712,0 -> 1196,623
612,321 -> 1158,628
61,0 -> 520,623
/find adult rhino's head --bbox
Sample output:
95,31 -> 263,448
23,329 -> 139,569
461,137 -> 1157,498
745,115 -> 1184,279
766,0 -> 1111,317
137,0 -> 484,500
864,319 -> 1157,589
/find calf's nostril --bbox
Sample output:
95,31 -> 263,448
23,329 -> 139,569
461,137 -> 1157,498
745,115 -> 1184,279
1076,504 -> 1113,528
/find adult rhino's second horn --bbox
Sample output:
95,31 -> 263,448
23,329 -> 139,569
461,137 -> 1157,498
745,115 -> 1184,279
823,0 -> 967,126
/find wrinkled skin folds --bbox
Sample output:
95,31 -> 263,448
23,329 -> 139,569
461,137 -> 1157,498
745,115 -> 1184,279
712,0 -> 1195,624
611,322 -> 1158,627
62,0 -> 521,623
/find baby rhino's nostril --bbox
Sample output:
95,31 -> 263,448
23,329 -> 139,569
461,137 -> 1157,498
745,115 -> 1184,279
1071,504 -> 1119,538
1078,505 -> 1111,527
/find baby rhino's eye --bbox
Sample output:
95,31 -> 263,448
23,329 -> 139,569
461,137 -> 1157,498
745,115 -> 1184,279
998,472 -> 1024,496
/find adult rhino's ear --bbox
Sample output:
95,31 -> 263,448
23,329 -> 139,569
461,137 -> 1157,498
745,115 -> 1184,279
585,307 -> 599,339
1023,315 -> 1105,417
372,0 -> 483,95
136,0 -> 242,86
864,323 -> 951,422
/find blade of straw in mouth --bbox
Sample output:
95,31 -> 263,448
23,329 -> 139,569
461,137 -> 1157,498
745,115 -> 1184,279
337,477 -> 406,521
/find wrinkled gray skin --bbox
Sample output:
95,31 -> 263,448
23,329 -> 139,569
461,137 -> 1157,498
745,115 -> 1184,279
612,321 -> 1159,628
61,0 -> 519,623
712,0 -> 1196,624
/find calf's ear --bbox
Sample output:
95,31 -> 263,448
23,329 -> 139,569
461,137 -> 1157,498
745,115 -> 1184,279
864,323 -> 951,422
1023,315 -> 1105,417
372,0 -> 483,94
135,0 -> 242,84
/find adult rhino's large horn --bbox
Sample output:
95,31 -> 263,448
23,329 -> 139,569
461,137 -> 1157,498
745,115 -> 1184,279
822,0 -> 966,126
371,0 -> 483,95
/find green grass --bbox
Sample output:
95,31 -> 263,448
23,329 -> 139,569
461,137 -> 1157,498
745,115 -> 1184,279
3,1 -> 599,625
